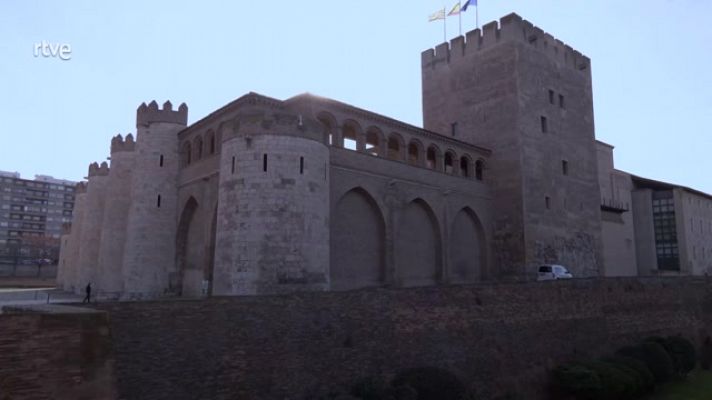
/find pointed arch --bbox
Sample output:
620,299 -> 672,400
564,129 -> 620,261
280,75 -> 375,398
175,197 -> 199,296
193,136 -> 204,161
181,141 -> 192,167
396,198 -> 441,287
331,187 -> 386,291
449,207 -> 486,283
206,130 -> 216,155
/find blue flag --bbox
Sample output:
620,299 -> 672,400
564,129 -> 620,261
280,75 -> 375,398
462,0 -> 476,12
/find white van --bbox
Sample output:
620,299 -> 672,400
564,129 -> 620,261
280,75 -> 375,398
537,264 -> 573,281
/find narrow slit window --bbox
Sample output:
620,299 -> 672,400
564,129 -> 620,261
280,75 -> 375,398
157,194 -> 161,208
545,196 -> 551,210
263,154 -> 267,172
231,156 -> 236,174
540,116 -> 548,133
559,94 -> 565,109
450,122 -> 458,137
562,160 -> 569,176
548,90 -> 555,105
159,154 -> 164,167
300,157 -> 304,174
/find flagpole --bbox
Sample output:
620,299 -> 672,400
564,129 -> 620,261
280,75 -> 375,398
458,3 -> 462,36
476,3 -> 479,30
443,7 -> 447,42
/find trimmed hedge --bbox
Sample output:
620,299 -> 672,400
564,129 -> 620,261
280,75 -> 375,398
391,367 -> 467,400
551,335 -> 698,399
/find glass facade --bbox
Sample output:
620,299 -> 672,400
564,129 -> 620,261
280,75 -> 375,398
652,190 -> 680,271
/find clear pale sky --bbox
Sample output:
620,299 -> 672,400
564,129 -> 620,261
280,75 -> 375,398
1,1 -> 710,193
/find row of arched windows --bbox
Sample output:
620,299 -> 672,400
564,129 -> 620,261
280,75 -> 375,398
181,129 -> 218,167
318,112 -> 485,181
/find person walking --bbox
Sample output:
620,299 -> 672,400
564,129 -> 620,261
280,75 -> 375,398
83,282 -> 92,304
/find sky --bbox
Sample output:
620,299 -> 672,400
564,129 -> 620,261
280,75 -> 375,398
0,0 -> 710,193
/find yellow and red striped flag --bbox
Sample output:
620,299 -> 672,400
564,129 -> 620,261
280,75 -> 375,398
448,2 -> 462,16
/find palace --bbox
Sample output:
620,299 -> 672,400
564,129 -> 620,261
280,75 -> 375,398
57,13 -> 712,299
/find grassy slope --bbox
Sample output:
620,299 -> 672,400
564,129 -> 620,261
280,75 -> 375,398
647,370 -> 712,400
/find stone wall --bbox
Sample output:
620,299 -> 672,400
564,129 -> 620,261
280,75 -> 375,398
0,305 -> 116,400
97,277 -> 712,400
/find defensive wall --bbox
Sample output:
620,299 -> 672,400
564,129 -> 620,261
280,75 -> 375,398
3,277 -> 711,399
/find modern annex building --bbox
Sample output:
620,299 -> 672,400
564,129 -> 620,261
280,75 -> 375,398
57,13 -> 712,299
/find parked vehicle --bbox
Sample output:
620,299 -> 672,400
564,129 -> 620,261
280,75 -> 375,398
537,264 -> 573,281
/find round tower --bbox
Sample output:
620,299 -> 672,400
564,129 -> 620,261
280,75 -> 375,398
76,162 -> 110,294
121,100 -> 187,299
213,98 -> 330,295
96,134 -> 136,299
58,181 -> 87,293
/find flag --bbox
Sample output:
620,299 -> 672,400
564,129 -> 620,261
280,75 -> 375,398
428,8 -> 445,22
462,0 -> 476,12
448,2 -> 461,16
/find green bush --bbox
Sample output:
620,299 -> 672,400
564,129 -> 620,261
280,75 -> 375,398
391,367 -> 467,400
350,376 -> 389,400
617,341 -> 674,383
663,336 -> 697,375
604,355 -> 654,393
550,363 -> 602,400
583,360 -> 638,400
701,337 -> 712,370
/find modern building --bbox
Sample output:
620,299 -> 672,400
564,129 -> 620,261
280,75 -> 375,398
597,143 -> 712,277
57,12 -> 711,300
0,170 -> 76,261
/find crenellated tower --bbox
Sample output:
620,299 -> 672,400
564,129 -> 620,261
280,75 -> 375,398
213,94 -> 330,295
96,133 -> 136,299
76,162 -> 110,293
422,13 -> 602,278
58,181 -> 87,293
121,101 -> 187,299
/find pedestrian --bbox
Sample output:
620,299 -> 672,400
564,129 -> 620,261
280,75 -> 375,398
83,282 -> 92,304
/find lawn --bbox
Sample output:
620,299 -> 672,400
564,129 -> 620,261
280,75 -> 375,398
646,370 -> 712,400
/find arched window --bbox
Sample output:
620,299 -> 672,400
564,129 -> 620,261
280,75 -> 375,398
193,136 -> 204,161
365,128 -> 382,156
444,151 -> 456,175
342,121 -> 360,151
408,141 -> 421,166
387,133 -> 405,161
206,130 -> 216,155
317,112 -> 338,146
460,156 -> 472,178
426,145 -> 440,170
181,142 -> 192,167
475,159 -> 484,181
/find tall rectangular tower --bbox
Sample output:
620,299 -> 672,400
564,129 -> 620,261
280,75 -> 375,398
422,13 -> 602,278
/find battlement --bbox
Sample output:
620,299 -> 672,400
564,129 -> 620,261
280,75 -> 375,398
422,13 -> 590,72
110,133 -> 136,153
136,100 -> 188,127
75,181 -> 87,194
87,161 -> 110,177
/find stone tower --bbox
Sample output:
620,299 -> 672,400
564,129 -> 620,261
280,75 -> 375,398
75,162 -> 109,293
96,134 -> 136,299
121,101 -> 187,299
58,181 -> 87,293
213,95 -> 330,295
422,13 -> 602,278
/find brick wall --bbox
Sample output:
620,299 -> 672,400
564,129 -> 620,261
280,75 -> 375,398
97,277 -> 712,400
0,306 -> 116,400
